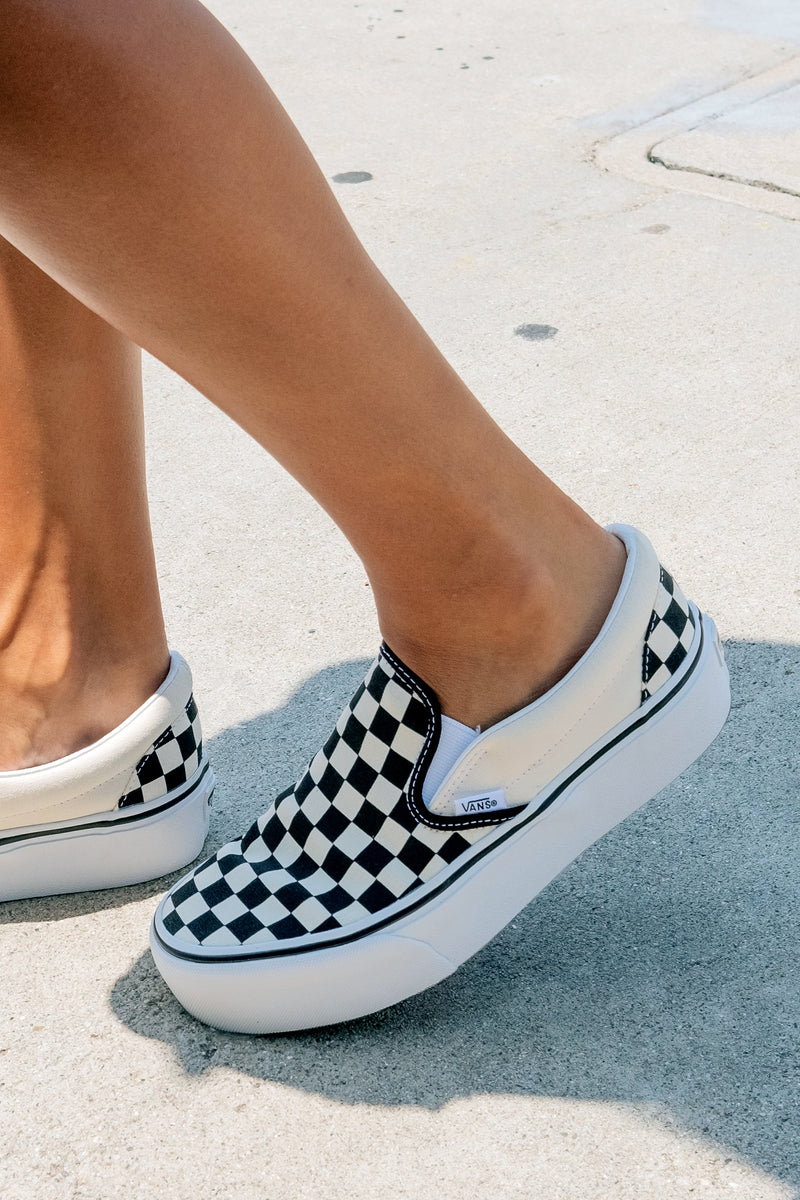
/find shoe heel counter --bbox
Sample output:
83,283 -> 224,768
118,693 -> 206,809
641,566 -> 697,702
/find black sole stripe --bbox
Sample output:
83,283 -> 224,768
156,614 -> 708,965
0,760 -> 212,849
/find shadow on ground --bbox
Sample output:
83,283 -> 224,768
15,643 -> 800,1188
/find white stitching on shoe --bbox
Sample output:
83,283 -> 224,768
383,644 -> 520,832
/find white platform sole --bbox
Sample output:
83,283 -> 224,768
0,761 -> 214,902
152,613 -> 730,1034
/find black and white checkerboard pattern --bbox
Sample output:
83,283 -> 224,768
160,654 -> 490,947
160,562 -> 697,949
641,568 -> 696,701
118,695 -> 203,808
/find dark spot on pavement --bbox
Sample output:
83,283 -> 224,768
483,55 -> 495,60
332,172 -> 374,184
642,224 -> 670,234
514,323 -> 558,341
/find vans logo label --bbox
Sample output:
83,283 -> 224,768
454,788 -> 508,817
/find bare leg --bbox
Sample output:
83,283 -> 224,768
0,0 -> 623,745
0,236 -> 168,768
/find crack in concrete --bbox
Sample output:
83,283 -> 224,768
647,152 -> 800,201
592,56 -> 800,220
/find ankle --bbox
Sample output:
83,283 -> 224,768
375,524 -> 626,730
0,520 -> 169,769
0,645 -> 170,771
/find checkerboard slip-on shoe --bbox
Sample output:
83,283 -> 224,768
0,652 -> 214,901
151,525 -> 730,1034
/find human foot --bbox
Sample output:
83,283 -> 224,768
150,526 -> 730,1033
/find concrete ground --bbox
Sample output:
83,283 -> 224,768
2,1 -> 799,1196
